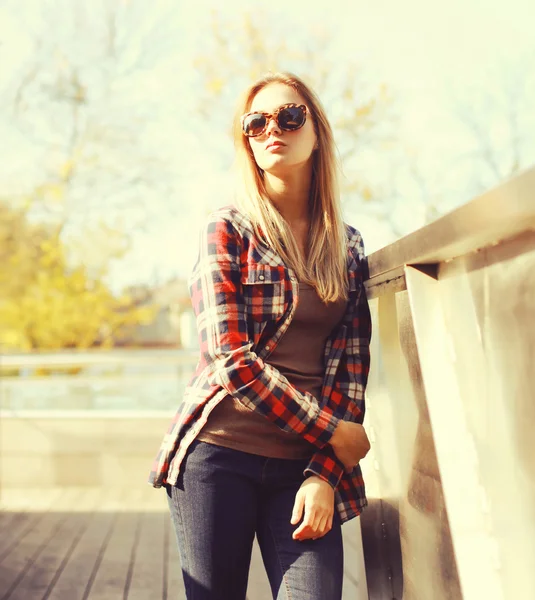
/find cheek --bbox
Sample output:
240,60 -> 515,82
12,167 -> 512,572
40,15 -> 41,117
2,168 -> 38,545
249,145 -> 265,168
302,123 -> 317,151
249,139 -> 263,159
294,129 -> 316,159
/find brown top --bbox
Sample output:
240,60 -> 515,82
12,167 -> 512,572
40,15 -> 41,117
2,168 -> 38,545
197,282 -> 347,459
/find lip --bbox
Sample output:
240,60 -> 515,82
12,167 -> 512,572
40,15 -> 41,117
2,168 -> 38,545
266,141 -> 286,150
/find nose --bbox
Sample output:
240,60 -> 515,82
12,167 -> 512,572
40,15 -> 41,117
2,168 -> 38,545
265,116 -> 281,136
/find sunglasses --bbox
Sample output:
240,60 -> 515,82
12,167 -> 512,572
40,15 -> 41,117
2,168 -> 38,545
241,103 -> 307,137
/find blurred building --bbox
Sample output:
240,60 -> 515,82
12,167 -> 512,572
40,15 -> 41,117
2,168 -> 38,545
125,278 -> 195,348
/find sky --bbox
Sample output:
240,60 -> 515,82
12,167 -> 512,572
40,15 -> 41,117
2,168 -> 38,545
0,0 -> 534,289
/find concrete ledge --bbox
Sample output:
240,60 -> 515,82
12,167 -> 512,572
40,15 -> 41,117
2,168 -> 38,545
0,414 -> 171,487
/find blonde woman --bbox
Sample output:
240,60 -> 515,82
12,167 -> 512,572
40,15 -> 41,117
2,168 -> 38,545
150,72 -> 372,600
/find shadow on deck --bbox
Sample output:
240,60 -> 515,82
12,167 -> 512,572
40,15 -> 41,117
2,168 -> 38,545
0,486 -> 364,600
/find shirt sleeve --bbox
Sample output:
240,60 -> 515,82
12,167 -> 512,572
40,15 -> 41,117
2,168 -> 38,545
189,213 -> 340,449
304,233 -> 372,488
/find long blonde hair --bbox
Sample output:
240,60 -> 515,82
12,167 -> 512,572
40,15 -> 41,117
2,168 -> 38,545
232,72 -> 348,303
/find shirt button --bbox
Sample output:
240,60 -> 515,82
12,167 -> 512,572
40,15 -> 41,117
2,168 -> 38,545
265,345 -> 271,351
259,275 -> 265,281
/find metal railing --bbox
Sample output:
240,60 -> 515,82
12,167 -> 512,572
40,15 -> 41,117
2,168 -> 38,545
0,349 -> 198,413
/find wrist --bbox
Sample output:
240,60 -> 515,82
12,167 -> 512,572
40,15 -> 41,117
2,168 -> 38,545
303,404 -> 339,448
330,420 -> 346,450
305,473 -> 336,490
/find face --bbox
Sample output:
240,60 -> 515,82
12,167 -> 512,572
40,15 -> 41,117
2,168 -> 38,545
246,83 -> 317,176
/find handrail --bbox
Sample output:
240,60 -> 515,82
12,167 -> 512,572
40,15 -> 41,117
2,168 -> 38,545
359,165 -> 535,600
0,348 -> 198,369
366,166 -> 535,285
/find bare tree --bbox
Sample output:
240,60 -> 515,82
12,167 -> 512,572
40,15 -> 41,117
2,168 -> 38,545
1,0 -> 180,237
451,52 -> 535,194
190,9 -> 397,206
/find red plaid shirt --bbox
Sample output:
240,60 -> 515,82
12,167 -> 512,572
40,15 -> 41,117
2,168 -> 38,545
149,206 -> 372,523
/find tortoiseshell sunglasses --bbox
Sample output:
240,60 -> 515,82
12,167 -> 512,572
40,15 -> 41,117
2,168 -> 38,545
241,103 -> 307,137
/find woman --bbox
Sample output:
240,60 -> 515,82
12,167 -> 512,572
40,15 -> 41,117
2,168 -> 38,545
149,72 -> 372,600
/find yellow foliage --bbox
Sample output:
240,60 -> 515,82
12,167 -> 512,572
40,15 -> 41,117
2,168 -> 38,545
35,182 -> 65,204
59,159 -> 75,180
207,78 -> 224,95
362,186 -> 374,201
0,201 -> 157,351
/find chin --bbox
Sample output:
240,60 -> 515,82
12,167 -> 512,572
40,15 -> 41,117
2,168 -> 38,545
259,161 -> 283,175
259,155 -> 298,176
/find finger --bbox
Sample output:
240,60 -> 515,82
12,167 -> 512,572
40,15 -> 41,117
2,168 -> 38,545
293,508 -> 316,539
295,509 -> 326,541
307,513 -> 327,540
327,513 -> 334,533
312,509 -> 325,536
293,525 -> 310,540
293,522 -> 311,539
313,513 -> 326,537
290,492 -> 305,525
292,518 -> 312,538
299,512 -> 329,541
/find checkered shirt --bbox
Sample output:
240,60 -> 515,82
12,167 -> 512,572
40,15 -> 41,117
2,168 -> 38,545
148,205 -> 372,523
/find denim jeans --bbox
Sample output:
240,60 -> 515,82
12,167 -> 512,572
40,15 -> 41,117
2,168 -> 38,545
166,439 -> 344,600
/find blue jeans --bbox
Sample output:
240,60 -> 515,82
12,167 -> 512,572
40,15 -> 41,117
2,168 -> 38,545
166,439 -> 344,600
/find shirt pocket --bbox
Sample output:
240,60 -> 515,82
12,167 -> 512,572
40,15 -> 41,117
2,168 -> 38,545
240,264 -> 287,324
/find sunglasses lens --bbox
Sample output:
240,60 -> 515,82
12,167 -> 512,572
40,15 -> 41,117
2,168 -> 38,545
278,106 -> 305,131
243,114 -> 266,137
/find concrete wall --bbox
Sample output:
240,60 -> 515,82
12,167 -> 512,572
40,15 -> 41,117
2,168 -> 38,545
0,413 -> 170,487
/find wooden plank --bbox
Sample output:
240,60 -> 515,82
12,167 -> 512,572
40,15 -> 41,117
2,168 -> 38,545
0,485 -> 365,600
0,489 -> 81,600
246,539 -> 272,600
6,488 -> 100,600
0,511 -> 36,551
0,489 -> 64,560
141,485 -> 186,600
165,512 -> 186,600
84,488 -> 144,600
127,507 -> 166,600
0,490 -> 64,531
46,490 -> 119,600
142,486 -> 168,513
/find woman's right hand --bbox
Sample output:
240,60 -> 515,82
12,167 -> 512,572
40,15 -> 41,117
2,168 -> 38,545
330,420 -> 371,472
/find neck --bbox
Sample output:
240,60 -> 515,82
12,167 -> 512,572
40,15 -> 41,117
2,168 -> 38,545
264,165 -> 312,226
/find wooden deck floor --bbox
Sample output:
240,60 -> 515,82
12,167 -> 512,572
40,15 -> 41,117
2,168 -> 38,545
0,486 -> 367,600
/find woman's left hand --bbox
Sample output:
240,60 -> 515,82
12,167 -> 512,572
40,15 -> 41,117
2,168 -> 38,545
291,475 -> 335,541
